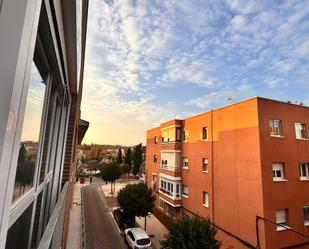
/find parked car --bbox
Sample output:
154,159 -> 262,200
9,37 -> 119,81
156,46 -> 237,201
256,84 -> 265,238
113,208 -> 135,229
124,227 -> 152,249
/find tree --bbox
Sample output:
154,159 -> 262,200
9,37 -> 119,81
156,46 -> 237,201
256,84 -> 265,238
160,215 -> 221,249
116,147 -> 123,164
132,143 -> 143,175
101,162 -> 122,194
117,182 -> 155,229
16,144 -> 35,194
124,147 -> 132,176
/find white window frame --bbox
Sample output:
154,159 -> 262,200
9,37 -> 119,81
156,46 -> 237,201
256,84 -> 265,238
276,209 -> 289,231
202,127 -> 208,140
270,119 -> 283,137
182,157 -> 189,169
159,176 -> 181,200
304,206 -> 309,226
299,163 -> 309,180
203,192 -> 209,207
183,130 -> 189,142
202,158 -> 208,172
295,122 -> 307,139
182,185 -> 188,198
272,163 -> 286,181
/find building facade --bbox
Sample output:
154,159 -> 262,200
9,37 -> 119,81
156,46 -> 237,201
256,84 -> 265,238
0,0 -> 88,248
146,97 -> 309,249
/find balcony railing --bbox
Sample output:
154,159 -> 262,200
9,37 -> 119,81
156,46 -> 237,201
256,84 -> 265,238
160,164 -> 180,172
37,182 -> 68,249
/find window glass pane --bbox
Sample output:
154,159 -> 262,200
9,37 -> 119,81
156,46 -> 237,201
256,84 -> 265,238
12,63 -> 46,203
31,191 -> 43,248
5,203 -> 33,249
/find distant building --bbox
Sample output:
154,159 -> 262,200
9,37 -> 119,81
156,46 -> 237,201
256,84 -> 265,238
146,97 -> 309,249
0,1 -> 89,248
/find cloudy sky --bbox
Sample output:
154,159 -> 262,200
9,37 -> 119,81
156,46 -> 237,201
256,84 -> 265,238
81,0 -> 309,145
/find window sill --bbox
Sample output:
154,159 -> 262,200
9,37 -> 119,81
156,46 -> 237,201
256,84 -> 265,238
202,170 -> 208,173
296,137 -> 309,141
270,135 -> 284,138
273,179 -> 288,182
276,225 -> 291,231
304,222 -> 309,226
300,177 -> 309,181
202,204 -> 209,208
182,167 -> 189,170
182,195 -> 188,199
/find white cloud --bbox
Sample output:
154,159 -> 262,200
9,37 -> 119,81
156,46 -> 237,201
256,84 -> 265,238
81,0 -> 309,144
187,84 -> 253,109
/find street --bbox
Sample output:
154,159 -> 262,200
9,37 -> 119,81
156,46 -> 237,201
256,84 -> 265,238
83,183 -> 127,249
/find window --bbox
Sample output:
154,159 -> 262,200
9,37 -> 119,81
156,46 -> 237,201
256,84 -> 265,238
270,119 -> 282,136
183,130 -> 189,141
154,136 -> 158,144
203,192 -> 209,207
202,127 -> 208,140
128,231 -> 135,241
153,155 -> 157,163
5,203 -> 33,249
276,209 -> 288,231
176,127 -> 181,142
159,199 -> 165,209
202,158 -> 208,172
159,178 -> 181,199
175,183 -> 180,198
168,206 -> 176,218
304,206 -> 309,226
182,157 -> 189,169
299,163 -> 309,180
272,163 -> 285,181
152,175 -> 157,190
12,62 -> 46,203
295,123 -> 307,139
182,185 -> 188,198
161,159 -> 168,166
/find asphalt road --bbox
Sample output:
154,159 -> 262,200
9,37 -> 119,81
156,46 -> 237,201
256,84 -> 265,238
83,184 -> 127,249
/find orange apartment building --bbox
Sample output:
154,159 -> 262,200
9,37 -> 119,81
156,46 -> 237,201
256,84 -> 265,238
146,97 -> 309,249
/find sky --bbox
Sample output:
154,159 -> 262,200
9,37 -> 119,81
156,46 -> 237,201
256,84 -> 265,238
22,62 -> 46,142
81,0 -> 309,146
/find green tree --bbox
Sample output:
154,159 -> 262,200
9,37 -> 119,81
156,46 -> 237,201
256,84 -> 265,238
117,182 -> 155,229
124,147 -> 132,176
161,215 -> 221,249
101,162 -> 122,194
116,147 -> 123,164
132,143 -> 143,175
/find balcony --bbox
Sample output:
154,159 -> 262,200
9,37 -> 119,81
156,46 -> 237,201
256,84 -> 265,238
37,182 -> 68,249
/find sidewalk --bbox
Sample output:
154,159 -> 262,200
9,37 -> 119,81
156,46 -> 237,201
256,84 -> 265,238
99,181 -> 169,249
66,182 -> 82,249
136,214 -> 168,249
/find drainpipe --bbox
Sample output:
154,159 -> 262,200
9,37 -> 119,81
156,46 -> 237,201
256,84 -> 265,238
211,109 -> 215,222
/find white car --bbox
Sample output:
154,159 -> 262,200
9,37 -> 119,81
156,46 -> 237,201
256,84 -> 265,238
124,227 -> 152,249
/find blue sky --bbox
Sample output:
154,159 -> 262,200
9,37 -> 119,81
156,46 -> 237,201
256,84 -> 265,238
81,0 -> 309,145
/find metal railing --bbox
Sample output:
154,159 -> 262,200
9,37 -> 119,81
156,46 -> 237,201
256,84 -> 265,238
160,164 -> 180,172
37,182 -> 69,249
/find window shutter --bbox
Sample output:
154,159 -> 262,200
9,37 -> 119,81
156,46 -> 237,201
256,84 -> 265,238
276,210 -> 286,223
273,163 -> 283,171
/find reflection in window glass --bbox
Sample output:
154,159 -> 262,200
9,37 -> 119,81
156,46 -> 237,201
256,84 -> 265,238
12,62 -> 45,203
5,203 -> 33,249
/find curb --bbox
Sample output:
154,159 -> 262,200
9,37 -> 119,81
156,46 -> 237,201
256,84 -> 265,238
80,187 -> 86,249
